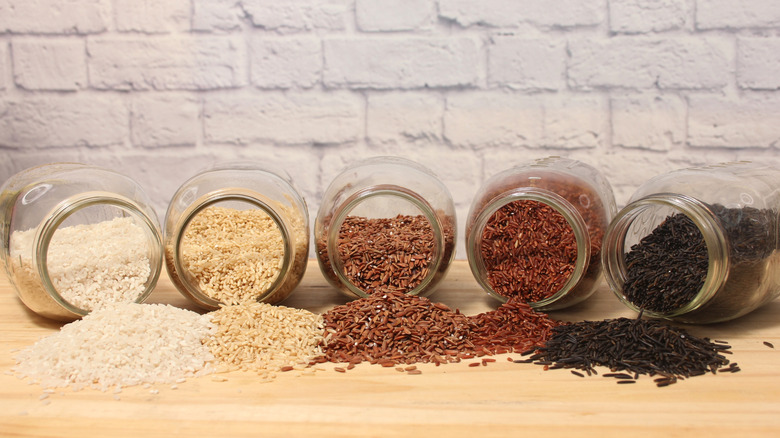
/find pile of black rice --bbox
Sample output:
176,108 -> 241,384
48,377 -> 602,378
518,316 -> 738,387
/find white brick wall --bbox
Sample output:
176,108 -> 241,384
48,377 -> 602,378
1,0 -> 779,259
12,39 -> 87,91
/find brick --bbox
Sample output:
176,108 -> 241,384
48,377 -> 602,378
195,0 -> 350,34
88,36 -> 246,91
611,94 -> 685,151
192,0 -> 244,32
439,0 -> 602,28
367,93 -> 443,144
356,0 -> 435,31
249,36 -> 321,89
12,39 -> 87,91
444,92 -> 604,148
323,37 -> 479,89
543,94 -> 606,149
609,0 -> 691,34
130,93 -> 199,148
568,37 -> 731,90
0,94 -> 128,148
737,37 -> 780,90
0,0 -> 109,34
204,91 -> 362,145
444,92 -> 544,148
0,42 -> 7,90
488,36 -> 566,91
697,0 -> 780,30
114,0 -> 190,33
688,94 -> 780,148
242,0 -> 348,33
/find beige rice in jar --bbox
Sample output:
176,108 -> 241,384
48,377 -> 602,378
164,162 -> 309,310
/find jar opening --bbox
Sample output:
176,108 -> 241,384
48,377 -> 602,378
33,192 -> 162,316
467,188 -> 591,309
602,194 -> 730,319
169,190 -> 295,308
324,184 -> 450,298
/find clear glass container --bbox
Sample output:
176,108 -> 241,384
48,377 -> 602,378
0,163 -> 163,322
315,156 -> 457,299
603,161 -> 780,323
164,162 -> 309,310
466,156 -> 617,311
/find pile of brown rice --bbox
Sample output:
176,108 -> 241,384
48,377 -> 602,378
206,301 -> 325,380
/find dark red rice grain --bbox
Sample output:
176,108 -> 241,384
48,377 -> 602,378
481,200 -> 576,302
319,291 -> 558,368
317,214 -> 455,296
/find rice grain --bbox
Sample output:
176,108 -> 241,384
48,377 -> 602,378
12,303 -> 215,392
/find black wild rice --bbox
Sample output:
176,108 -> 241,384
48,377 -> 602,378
520,317 -> 733,387
622,204 -> 777,318
622,212 -> 708,313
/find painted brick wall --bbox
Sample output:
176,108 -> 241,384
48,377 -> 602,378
1,0 -> 779,258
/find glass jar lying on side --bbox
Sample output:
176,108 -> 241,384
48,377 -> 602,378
466,156 -> 617,311
315,156 -> 457,299
0,163 -> 163,322
602,161 -> 780,324
164,162 -> 309,310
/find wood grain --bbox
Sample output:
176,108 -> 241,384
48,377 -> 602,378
1,260 -> 779,438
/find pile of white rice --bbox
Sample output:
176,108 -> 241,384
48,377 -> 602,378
12,303 -> 215,392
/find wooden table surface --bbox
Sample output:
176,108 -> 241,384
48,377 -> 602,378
1,260 -> 779,437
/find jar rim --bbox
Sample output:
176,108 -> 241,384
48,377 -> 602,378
466,187 -> 592,308
325,183 -> 449,298
602,193 -> 730,319
34,191 -> 163,317
169,188 -> 297,309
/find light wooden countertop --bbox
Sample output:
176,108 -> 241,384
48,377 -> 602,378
2,260 -> 779,437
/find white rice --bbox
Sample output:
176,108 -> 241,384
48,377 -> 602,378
9,216 -> 152,311
12,303 -> 216,392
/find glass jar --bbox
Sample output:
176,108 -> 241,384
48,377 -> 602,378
315,156 -> 456,299
0,163 -> 163,322
603,161 -> 780,324
466,156 -> 617,311
164,162 -> 309,310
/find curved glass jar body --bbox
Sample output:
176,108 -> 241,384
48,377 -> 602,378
315,156 -> 457,299
164,162 -> 309,310
602,161 -> 780,323
0,163 -> 163,322
466,156 -> 617,311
